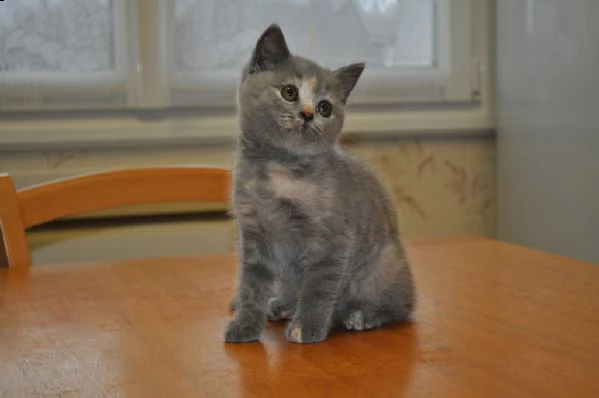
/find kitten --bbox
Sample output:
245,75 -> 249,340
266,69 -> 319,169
225,24 -> 415,344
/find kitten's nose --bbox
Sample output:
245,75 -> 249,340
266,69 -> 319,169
299,106 -> 314,122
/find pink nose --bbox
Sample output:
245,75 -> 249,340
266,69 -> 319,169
302,105 -> 314,115
300,106 -> 314,121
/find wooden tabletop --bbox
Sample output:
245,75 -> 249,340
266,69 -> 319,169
1,236 -> 598,398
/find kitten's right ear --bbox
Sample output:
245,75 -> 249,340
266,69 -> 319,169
250,24 -> 291,72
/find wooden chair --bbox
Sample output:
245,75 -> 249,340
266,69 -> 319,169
0,167 -> 230,268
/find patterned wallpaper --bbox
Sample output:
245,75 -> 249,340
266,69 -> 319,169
1,135 -> 497,240
346,136 -> 497,238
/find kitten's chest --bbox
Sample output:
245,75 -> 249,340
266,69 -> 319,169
264,162 -> 319,203
238,161 -> 332,224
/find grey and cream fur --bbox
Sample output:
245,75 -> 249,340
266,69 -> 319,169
225,24 -> 415,344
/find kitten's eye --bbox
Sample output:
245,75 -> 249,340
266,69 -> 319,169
317,100 -> 333,117
280,85 -> 299,102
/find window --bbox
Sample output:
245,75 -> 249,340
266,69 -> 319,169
0,0 -> 133,110
0,0 -> 477,112
170,0 -> 474,106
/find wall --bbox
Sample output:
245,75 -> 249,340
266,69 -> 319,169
348,136 -> 496,238
497,0 -> 599,263
0,135 -> 496,264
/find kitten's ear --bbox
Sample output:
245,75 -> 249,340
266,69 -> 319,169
250,24 -> 291,72
334,63 -> 365,103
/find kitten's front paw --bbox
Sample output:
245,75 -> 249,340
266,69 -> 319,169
224,317 -> 263,343
267,297 -> 295,321
285,320 -> 329,344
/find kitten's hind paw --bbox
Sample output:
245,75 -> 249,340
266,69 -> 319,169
343,310 -> 383,331
344,310 -> 365,330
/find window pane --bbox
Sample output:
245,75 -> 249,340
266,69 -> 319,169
312,0 -> 434,68
173,0 -> 435,74
0,0 -> 117,76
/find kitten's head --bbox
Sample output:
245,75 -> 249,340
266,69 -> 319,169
238,24 -> 364,153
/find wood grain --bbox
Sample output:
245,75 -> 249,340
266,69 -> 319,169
0,167 -> 230,268
1,236 -> 598,397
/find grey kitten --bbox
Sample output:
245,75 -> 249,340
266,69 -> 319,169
225,24 -> 415,344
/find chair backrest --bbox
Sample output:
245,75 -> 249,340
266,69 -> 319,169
0,166 -> 230,268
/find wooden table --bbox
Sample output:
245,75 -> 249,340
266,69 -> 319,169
1,236 -> 598,397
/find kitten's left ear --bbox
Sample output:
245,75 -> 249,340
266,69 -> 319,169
334,63 -> 365,103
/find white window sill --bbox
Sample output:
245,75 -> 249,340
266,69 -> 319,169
0,106 -> 493,151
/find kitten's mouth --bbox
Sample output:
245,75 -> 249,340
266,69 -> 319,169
289,117 -> 313,135
300,122 -> 313,134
